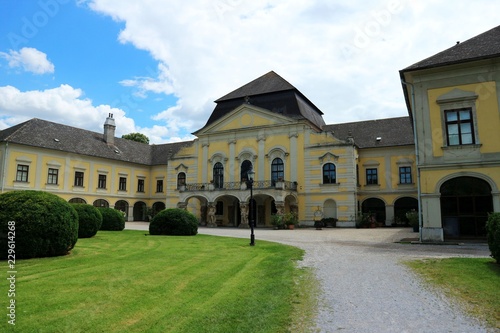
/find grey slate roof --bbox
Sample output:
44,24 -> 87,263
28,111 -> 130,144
324,116 -> 414,148
215,71 -> 297,102
0,118 -> 193,166
201,71 -> 326,130
402,25 -> 500,72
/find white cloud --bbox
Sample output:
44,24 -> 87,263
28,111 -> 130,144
0,47 -> 55,74
86,0 -> 500,131
0,84 -> 185,143
119,63 -> 176,98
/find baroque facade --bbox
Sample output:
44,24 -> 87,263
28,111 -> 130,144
0,71 -> 417,231
1,25 -> 499,241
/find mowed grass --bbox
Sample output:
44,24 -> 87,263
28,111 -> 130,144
405,258 -> 500,329
2,230 -> 315,333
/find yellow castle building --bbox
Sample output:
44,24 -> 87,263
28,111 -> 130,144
1,25 -> 499,242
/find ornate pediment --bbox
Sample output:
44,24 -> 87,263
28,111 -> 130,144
319,152 -> 339,163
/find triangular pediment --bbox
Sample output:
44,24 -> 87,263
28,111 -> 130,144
194,104 -> 296,136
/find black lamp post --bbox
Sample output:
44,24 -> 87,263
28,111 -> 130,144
247,168 -> 255,246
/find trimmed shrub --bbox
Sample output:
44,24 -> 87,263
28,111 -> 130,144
149,208 -> 198,236
0,190 -> 78,259
98,207 -> 125,231
486,212 -> 500,264
72,204 -> 102,238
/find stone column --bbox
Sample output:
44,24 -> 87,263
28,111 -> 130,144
385,204 -> 394,226
127,205 -> 134,222
207,202 -> 217,227
239,202 -> 249,228
492,191 -> 500,212
421,193 -> 444,242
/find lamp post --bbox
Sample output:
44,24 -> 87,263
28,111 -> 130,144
247,168 -> 255,246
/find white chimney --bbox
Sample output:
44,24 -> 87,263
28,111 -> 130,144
103,113 -> 116,145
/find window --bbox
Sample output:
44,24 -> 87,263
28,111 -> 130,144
356,165 -> 360,186
156,180 -> 163,193
74,171 -> 84,187
322,163 -> 336,184
47,168 -> 59,185
271,158 -> 284,184
16,164 -> 29,182
119,177 -> 127,191
399,167 -> 412,184
137,179 -> 145,192
177,172 -> 186,188
366,168 -> 378,185
98,174 -> 106,189
213,162 -> 224,189
445,108 -> 475,145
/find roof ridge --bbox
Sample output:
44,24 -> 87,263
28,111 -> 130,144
326,115 -> 410,127
402,25 -> 500,71
214,70 -> 296,102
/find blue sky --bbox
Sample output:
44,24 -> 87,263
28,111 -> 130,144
1,1 -> 499,143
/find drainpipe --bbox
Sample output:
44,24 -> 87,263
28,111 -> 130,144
1,142 -> 8,193
401,79 -> 423,242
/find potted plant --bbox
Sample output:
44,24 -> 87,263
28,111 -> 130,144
406,209 -> 419,232
321,217 -> 338,228
314,219 -> 324,230
271,214 -> 284,229
284,212 -> 298,230
355,212 -> 371,228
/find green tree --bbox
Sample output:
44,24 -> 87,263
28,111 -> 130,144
121,132 -> 149,144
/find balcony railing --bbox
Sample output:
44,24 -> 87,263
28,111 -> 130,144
180,180 -> 297,192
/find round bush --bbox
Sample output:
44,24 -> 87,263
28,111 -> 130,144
98,207 -> 125,231
486,212 -> 500,264
0,190 -> 78,259
149,208 -> 198,236
72,204 -> 102,238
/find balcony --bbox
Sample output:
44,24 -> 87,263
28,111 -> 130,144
179,180 -> 297,192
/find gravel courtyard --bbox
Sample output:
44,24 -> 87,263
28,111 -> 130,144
126,223 -> 494,332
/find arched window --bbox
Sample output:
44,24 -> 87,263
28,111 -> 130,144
271,158 -> 284,184
241,160 -> 253,181
213,162 -> 224,189
93,199 -> 109,208
177,172 -> 186,188
323,163 -> 336,184
69,197 -> 86,204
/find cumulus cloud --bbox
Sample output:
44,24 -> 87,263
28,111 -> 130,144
0,47 -> 55,74
0,84 -> 186,143
119,63 -> 176,98
86,0 -> 500,129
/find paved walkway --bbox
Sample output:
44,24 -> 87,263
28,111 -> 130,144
125,223 -> 493,332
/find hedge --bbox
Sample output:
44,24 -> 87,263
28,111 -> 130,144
72,204 -> 102,238
149,208 -> 198,236
98,207 -> 125,231
486,212 -> 500,264
0,190 -> 78,259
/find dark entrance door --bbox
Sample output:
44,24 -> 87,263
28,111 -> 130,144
440,176 -> 493,239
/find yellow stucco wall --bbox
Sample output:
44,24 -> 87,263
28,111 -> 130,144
428,82 -> 500,157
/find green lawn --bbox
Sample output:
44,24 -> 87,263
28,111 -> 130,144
2,230 -> 316,333
405,258 -> 500,329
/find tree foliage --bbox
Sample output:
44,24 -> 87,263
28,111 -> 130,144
121,132 -> 149,144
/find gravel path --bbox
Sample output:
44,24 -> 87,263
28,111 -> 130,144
126,223 -> 495,332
